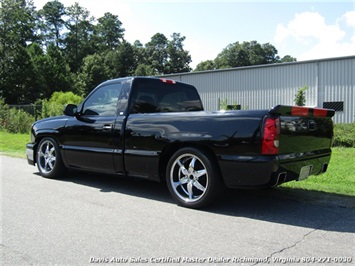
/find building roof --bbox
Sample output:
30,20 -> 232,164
163,55 -> 355,77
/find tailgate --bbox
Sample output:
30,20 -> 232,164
269,105 -> 334,154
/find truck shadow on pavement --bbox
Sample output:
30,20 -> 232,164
56,170 -> 355,234
213,187 -> 355,234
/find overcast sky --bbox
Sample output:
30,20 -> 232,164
32,0 -> 355,68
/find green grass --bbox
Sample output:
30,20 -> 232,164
281,148 -> 355,196
1,131 -> 354,196
0,131 -> 29,158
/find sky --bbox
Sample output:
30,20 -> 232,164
32,0 -> 355,68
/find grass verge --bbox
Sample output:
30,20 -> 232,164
0,131 -> 29,158
1,131 -> 354,196
281,148 -> 355,196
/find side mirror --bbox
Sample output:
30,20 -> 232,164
63,104 -> 78,116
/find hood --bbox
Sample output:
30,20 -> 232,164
34,115 -> 67,124
32,115 -> 69,133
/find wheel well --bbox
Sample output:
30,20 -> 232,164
32,137 -> 42,164
158,142 -> 220,183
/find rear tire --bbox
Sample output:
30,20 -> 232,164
36,137 -> 65,179
166,147 -> 222,208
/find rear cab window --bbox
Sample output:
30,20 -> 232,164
130,78 -> 203,114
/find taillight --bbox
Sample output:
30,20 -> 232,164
262,117 -> 280,155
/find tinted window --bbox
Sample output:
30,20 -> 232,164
82,83 -> 123,116
131,79 -> 203,113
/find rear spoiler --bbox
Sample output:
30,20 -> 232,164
269,105 -> 335,118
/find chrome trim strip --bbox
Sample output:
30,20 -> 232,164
62,145 -> 114,154
125,149 -> 160,156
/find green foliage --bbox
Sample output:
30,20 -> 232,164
0,0 -> 38,104
38,0 -> 66,47
50,91 -> 83,105
280,55 -> 297,62
27,43 -> 73,99
105,41 -> 136,77
0,99 -> 9,130
1,0 -> 295,105
64,2 -> 95,73
5,108 -> 35,134
165,33 -> 192,74
194,60 -> 216,72
134,64 -> 156,76
0,99 -> 35,133
1,44 -> 39,104
144,33 -> 192,75
219,99 -> 241,110
145,33 -> 169,74
219,99 -> 228,110
0,90 -> 83,134
75,53 -> 110,95
95,12 -> 125,51
195,41 -> 297,71
197,41 -> 281,70
333,123 -> 355,148
41,91 -> 83,118
294,85 -> 308,106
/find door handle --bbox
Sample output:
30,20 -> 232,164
103,125 -> 112,130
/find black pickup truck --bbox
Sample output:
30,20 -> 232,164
26,77 -> 334,208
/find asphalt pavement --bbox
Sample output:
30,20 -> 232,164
1,155 -> 354,265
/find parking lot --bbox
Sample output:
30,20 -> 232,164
2,155 -> 354,265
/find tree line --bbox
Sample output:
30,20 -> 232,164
0,0 -> 296,105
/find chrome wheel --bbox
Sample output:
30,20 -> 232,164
169,153 -> 209,203
38,139 -> 57,174
36,137 -> 64,178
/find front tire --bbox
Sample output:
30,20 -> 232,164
166,147 -> 222,208
36,137 -> 65,178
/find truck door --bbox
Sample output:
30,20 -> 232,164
62,82 -> 127,173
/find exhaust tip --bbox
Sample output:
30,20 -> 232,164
278,172 -> 287,183
273,172 -> 287,187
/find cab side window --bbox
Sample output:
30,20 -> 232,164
82,83 -> 123,116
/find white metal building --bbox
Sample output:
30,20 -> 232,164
163,56 -> 355,124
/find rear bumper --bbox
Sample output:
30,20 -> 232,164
26,143 -> 35,166
277,152 -> 331,183
218,151 -> 331,189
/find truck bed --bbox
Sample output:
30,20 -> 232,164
124,106 -> 334,189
